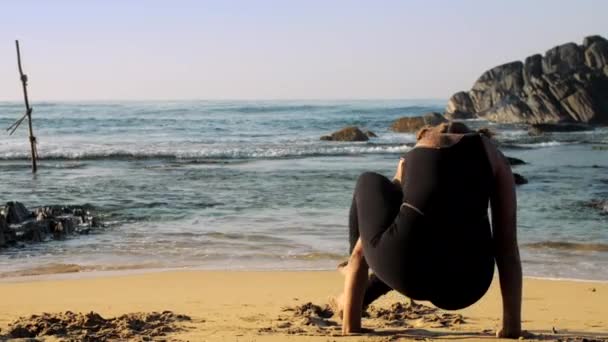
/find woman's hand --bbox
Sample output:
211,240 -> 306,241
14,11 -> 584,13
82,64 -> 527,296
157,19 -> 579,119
392,158 -> 406,187
496,322 -> 522,338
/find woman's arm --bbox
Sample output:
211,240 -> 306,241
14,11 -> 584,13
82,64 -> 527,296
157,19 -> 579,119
485,139 -> 523,338
392,157 -> 406,188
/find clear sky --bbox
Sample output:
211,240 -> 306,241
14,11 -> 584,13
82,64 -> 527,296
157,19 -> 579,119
0,0 -> 606,101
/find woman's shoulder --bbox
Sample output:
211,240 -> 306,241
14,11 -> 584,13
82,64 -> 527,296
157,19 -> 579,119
479,135 -> 509,178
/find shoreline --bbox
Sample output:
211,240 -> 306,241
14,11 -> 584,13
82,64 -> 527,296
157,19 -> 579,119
1,265 -> 608,285
0,270 -> 606,341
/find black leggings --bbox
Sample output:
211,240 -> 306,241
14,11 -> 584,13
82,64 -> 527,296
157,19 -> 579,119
348,173 -> 400,308
348,172 -> 494,310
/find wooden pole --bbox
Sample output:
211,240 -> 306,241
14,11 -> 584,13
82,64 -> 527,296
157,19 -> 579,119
15,40 -> 38,173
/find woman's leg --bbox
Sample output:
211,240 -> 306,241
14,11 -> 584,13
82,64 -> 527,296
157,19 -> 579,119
347,177 -> 395,306
342,172 -> 403,334
363,274 -> 392,307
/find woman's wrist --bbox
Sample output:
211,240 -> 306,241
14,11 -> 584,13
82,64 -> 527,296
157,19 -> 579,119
500,315 -> 521,337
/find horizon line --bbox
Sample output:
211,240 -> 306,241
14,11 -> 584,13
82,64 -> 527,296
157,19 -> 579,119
0,97 -> 449,103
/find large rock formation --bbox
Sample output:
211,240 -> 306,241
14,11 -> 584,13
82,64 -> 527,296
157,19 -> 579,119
391,112 -> 447,132
446,35 -> 608,124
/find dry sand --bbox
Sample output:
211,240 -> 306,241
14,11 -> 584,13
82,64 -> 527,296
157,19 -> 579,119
0,271 -> 606,341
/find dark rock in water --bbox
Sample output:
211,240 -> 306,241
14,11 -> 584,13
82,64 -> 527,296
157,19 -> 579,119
0,203 -> 104,249
364,130 -> 377,138
18,220 -> 50,243
506,156 -> 526,166
528,123 -> 593,136
391,112 -> 447,133
446,35 -> 608,125
320,126 -> 369,142
513,173 -> 528,185
0,215 -> 6,247
3,201 -> 32,224
0,215 -> 16,247
585,199 -> 608,213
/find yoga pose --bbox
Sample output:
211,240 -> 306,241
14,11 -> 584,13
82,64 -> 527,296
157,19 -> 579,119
336,122 -> 522,338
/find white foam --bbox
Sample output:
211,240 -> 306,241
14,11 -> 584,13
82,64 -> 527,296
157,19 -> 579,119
0,141 -> 412,160
513,141 -> 564,148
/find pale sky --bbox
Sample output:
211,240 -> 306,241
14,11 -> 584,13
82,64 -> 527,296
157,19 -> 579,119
0,0 -> 606,101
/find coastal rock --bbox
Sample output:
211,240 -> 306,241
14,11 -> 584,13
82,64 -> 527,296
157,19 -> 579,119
391,112 -> 447,132
445,92 -> 476,119
585,39 -> 608,70
19,220 -> 50,243
0,215 -> 6,247
585,199 -> 608,214
479,95 -> 534,123
0,203 -> 104,249
320,126 -> 369,142
0,215 -> 16,247
527,123 -> 593,136
3,201 -> 32,224
506,156 -> 526,166
513,173 -> 528,185
542,43 -> 584,76
445,35 -> 608,124
364,130 -> 378,138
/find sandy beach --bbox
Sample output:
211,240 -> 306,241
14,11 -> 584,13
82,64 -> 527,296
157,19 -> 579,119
0,271 -> 606,341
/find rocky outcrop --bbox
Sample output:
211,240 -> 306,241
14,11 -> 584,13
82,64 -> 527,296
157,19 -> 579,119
364,130 -> 377,138
506,156 -> 526,166
4,201 -> 32,224
527,123 -> 593,136
446,35 -> 608,125
0,202 -> 103,249
446,92 -> 476,119
0,215 -> 9,247
320,126 -> 369,142
513,173 -> 528,185
585,199 -> 608,214
390,112 -> 447,132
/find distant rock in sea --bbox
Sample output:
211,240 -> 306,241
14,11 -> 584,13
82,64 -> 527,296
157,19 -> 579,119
506,156 -> 526,166
513,173 -> 528,185
446,35 -> 608,125
0,202 -> 103,249
585,199 -> 608,214
321,126 -> 369,142
364,130 -> 378,138
527,123 -> 594,136
390,112 -> 447,133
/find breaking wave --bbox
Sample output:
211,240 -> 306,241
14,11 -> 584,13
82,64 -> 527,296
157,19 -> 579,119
0,144 -> 412,161
523,241 -> 608,253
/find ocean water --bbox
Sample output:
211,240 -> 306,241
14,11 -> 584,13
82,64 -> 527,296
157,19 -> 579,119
0,100 -> 606,281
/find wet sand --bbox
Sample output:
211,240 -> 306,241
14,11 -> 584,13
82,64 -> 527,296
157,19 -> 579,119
0,271 -> 606,341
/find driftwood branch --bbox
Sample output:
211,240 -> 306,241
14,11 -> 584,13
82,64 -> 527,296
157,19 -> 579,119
6,111 -> 28,135
14,40 -> 38,173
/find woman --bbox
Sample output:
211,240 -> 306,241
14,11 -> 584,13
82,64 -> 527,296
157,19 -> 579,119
337,122 -> 522,338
